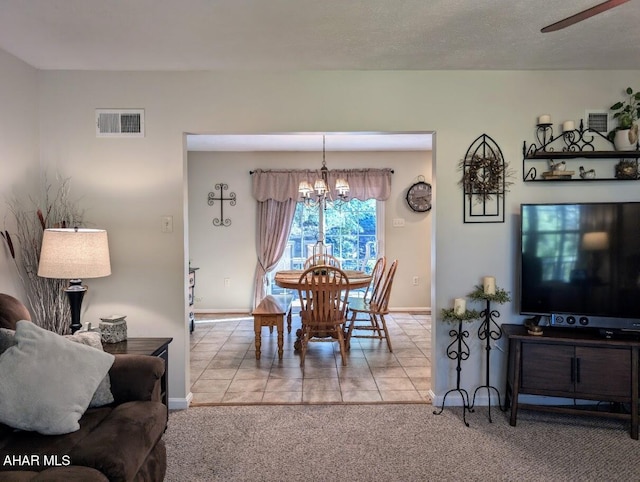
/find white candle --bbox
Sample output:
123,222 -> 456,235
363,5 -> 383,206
562,120 -> 575,132
538,114 -> 551,125
454,298 -> 466,316
483,276 -> 496,295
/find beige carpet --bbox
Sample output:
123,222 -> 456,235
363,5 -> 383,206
164,404 -> 639,481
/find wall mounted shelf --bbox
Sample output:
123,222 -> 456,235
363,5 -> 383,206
526,150 -> 640,160
522,120 -> 640,182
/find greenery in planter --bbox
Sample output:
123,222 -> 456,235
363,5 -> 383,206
468,285 -> 511,304
441,307 -> 482,323
607,86 -> 640,143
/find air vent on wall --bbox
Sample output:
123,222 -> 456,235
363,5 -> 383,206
585,110 -> 610,134
96,109 -> 144,137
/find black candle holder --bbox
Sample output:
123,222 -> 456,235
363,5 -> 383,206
535,123 -> 554,151
434,308 -> 481,427
468,286 -> 511,422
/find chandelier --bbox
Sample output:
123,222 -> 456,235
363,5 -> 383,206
298,135 -> 349,206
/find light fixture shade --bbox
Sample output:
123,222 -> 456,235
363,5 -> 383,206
38,228 -> 112,279
314,179 -> 328,194
335,178 -> 350,195
582,231 -> 609,251
298,180 -> 313,196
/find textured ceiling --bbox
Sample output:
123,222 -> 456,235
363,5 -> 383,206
0,0 -> 639,71
2,1 -> 636,152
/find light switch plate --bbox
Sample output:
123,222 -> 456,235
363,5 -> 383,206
161,215 -> 173,233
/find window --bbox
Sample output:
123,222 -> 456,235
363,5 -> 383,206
268,198 -> 382,294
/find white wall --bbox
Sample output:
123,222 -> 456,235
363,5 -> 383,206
0,50 -> 39,297
3,66 -> 640,407
187,149 -> 431,312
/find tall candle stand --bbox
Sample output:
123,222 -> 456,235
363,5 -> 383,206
469,286 -> 511,422
434,308 -> 481,427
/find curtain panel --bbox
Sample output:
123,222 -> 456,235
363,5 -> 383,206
251,168 -> 393,202
250,168 -> 392,309
253,198 -> 297,308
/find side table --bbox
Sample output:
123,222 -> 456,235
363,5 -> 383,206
103,337 -> 173,411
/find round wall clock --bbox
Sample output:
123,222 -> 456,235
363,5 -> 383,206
406,180 -> 432,213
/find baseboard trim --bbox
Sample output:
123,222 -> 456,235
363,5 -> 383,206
169,392 -> 193,410
431,390 -> 498,407
389,307 -> 431,314
193,309 -> 249,314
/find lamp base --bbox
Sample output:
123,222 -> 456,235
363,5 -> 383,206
65,279 -> 87,334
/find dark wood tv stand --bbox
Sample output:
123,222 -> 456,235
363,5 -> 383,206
503,324 -> 639,439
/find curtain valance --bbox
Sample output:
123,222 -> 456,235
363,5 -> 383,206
251,168 -> 393,202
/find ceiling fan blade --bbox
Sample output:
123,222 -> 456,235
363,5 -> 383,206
541,0 -> 630,33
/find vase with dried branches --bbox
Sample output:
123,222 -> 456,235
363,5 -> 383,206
2,176 -> 85,334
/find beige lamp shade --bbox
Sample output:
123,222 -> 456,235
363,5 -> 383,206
38,228 -> 112,279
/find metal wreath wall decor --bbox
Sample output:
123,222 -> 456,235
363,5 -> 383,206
459,134 -> 513,224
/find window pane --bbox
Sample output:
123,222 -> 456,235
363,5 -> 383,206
325,199 -> 377,271
268,198 -> 379,294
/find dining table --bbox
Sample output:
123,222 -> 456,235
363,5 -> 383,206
273,268 -> 372,351
274,269 -> 372,291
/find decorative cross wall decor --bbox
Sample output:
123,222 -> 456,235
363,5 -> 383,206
207,183 -> 236,227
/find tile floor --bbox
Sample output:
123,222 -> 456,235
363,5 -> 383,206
189,311 -> 432,405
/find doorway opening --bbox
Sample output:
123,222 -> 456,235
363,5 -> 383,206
185,131 -> 435,404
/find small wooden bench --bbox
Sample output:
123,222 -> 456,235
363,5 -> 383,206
270,293 -> 295,334
252,294 -> 294,360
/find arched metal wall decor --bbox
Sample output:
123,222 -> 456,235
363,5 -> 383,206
207,183 -> 236,227
459,134 -> 512,223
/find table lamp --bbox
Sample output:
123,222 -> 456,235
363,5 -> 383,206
37,228 -> 111,333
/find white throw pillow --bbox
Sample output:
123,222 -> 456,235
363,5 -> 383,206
65,331 -> 115,407
0,320 -> 115,435
0,328 -> 15,354
0,328 -> 114,407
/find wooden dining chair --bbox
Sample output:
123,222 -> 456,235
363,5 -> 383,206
349,256 -> 386,303
345,259 -> 398,352
303,253 -> 341,269
297,265 -> 351,367
346,256 -> 386,338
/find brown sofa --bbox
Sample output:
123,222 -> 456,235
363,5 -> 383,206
0,294 -> 167,481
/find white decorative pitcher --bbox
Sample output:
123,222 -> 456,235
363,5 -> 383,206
614,127 -> 638,151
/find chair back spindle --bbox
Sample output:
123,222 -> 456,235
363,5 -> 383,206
364,256 -> 386,301
304,254 -> 341,269
373,259 -> 398,312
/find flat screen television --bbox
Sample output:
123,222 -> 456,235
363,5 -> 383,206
519,202 -> 640,331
